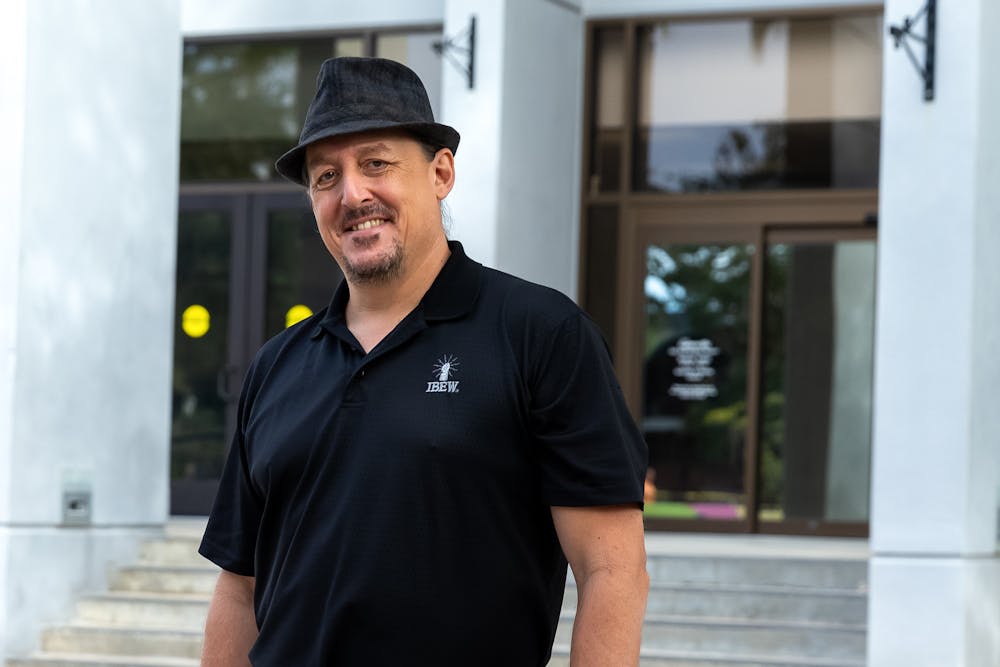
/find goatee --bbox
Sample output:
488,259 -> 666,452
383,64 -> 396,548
343,237 -> 404,285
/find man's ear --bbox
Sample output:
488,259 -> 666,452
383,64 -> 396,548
432,149 -> 456,200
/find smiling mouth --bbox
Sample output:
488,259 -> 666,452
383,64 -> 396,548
346,219 -> 389,232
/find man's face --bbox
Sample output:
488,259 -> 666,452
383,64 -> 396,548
304,130 -> 454,285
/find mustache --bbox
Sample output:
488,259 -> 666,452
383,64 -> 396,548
343,203 -> 396,224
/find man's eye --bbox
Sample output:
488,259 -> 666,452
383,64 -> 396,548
316,170 -> 337,185
366,160 -> 388,170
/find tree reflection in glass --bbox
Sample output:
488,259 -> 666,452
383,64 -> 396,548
643,243 -> 753,520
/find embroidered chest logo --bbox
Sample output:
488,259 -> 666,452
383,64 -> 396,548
426,355 -> 460,393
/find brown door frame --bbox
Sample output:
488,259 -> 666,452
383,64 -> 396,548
617,192 -> 877,535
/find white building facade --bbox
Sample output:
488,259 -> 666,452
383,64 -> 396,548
0,0 -> 997,664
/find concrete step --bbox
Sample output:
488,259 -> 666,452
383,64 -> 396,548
41,626 -> 202,660
137,540 -> 206,568
563,582 -> 866,624
644,555 -> 866,591
6,654 -> 199,667
75,594 -> 209,629
110,566 -> 218,596
163,520 -> 207,541
8,525 -> 867,667
555,614 -> 865,661
548,647 -> 864,667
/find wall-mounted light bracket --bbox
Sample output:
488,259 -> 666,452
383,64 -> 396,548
433,16 -> 476,90
888,0 -> 936,101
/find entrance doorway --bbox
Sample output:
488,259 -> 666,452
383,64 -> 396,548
608,197 -> 877,535
582,11 -> 883,535
170,189 -> 342,515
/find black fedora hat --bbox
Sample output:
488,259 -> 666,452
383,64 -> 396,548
275,57 -> 460,186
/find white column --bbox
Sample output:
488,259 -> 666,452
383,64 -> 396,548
443,0 -> 584,299
869,1 -> 1000,665
441,0 -> 507,270
0,0 -> 181,657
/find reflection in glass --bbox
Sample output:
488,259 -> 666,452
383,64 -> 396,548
589,27 -> 625,193
335,37 -> 365,58
180,39 -> 330,181
634,15 -> 883,192
643,243 -> 753,520
180,31 -> 441,182
171,211 -> 231,483
759,241 -> 876,524
266,208 -> 343,339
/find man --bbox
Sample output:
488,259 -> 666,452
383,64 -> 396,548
199,57 -> 649,666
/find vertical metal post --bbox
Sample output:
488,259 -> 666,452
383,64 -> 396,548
924,0 -> 935,101
468,16 -> 476,90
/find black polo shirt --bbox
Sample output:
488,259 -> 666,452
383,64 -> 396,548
199,241 -> 647,666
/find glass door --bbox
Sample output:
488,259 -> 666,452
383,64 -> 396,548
259,193 -> 343,343
617,217 -> 875,535
171,196 -> 245,515
634,225 -> 759,531
170,191 -> 342,515
757,229 -> 876,532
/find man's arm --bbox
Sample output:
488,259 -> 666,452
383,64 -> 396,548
551,504 -> 649,667
202,570 -> 257,666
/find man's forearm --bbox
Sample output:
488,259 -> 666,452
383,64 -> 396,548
202,572 -> 257,666
570,566 -> 649,666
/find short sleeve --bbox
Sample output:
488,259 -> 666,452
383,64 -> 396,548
198,368 -> 264,576
527,311 -> 648,507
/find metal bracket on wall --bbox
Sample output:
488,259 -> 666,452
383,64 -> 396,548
433,16 -> 476,90
888,0 -> 936,101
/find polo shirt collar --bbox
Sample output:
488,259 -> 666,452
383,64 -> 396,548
422,241 -> 483,320
313,240 -> 482,340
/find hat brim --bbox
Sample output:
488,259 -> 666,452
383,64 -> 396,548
274,120 -> 460,186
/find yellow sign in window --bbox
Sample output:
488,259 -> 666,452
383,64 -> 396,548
181,305 -> 210,338
286,304 -> 313,329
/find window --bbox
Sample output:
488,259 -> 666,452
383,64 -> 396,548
581,12 -> 881,536
180,29 -> 443,182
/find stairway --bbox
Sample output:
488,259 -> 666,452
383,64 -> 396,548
6,521 -> 213,667
553,534 -> 869,667
7,525 -> 868,667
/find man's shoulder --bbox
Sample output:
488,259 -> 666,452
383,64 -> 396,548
477,265 -> 582,325
250,307 -> 331,372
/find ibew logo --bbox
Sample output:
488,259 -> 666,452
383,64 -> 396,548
426,355 -> 460,393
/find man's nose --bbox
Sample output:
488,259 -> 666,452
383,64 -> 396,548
340,170 -> 371,208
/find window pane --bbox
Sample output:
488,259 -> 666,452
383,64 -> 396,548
634,15 -> 882,192
642,242 -> 753,520
265,204 -> 344,339
759,240 -> 876,524
180,31 -> 442,182
335,36 -> 365,58
589,27 -> 625,193
180,39 -> 338,181
171,210 -> 231,483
